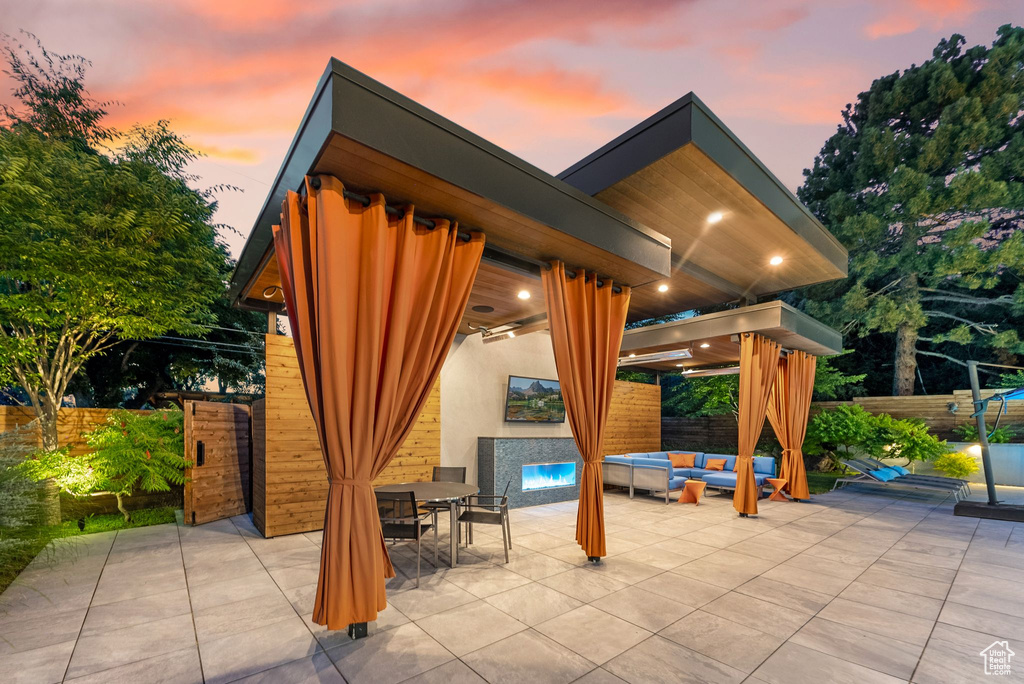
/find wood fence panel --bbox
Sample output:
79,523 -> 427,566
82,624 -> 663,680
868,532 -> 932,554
603,381 -> 661,456
661,390 -> 1024,450
256,334 -> 441,537
184,401 -> 251,525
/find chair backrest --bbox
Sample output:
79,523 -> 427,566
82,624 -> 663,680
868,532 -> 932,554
843,460 -> 886,481
501,477 -> 512,502
376,490 -> 418,521
433,466 -> 467,483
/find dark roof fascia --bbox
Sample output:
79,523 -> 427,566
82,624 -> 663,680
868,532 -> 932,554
558,93 -> 848,276
620,300 -> 842,357
229,60 -> 674,305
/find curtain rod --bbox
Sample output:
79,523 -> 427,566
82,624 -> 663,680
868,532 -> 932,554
306,177 -> 473,242
306,177 -> 623,292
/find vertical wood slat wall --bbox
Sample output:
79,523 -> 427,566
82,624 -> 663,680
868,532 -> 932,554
603,380 -> 662,456
255,334 -> 441,537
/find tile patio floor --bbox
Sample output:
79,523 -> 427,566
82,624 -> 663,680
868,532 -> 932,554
2,485 -> 1023,683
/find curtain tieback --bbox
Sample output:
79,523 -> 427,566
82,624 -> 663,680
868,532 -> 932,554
328,478 -> 371,486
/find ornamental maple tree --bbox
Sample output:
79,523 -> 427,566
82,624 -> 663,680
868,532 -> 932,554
0,36 -> 223,520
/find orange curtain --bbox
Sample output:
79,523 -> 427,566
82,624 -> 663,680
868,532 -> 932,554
273,176 -> 483,629
734,333 -> 781,516
766,351 -> 816,501
542,262 -> 630,559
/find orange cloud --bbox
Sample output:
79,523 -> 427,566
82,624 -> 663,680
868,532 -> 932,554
192,142 -> 261,164
470,66 -> 629,115
865,0 -> 983,39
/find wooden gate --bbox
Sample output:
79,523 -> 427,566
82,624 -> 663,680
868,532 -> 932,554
184,401 -> 252,525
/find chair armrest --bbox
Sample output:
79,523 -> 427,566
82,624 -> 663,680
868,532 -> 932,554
460,502 -> 507,512
380,511 -> 432,524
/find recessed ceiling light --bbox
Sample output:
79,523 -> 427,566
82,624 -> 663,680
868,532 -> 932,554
517,290 -> 531,300
699,342 -> 711,349
507,331 -> 516,338
769,256 -> 783,266
628,353 -> 636,358
657,284 -> 669,293
707,211 -> 724,224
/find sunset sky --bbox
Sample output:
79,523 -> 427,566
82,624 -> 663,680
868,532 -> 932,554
4,1 -> 1023,259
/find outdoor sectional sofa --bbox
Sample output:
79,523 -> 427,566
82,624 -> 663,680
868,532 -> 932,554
604,451 -> 777,503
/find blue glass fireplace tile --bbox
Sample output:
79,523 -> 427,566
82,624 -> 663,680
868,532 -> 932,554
522,462 -> 576,491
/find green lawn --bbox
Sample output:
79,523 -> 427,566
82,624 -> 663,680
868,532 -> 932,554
806,471 -> 845,494
0,506 -> 177,594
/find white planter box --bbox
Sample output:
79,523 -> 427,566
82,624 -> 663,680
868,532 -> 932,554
895,442 -> 1024,487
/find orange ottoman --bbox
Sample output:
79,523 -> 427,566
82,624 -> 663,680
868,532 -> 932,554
766,477 -> 788,502
678,479 -> 707,505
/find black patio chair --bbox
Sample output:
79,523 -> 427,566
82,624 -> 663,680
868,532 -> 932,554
458,478 -> 512,563
421,466 -> 468,541
377,490 -> 436,588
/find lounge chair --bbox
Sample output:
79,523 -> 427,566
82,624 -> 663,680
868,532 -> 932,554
834,460 -> 965,501
850,458 -> 970,498
859,457 -> 971,495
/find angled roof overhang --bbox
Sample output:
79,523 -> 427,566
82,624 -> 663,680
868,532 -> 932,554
559,93 -> 848,323
228,59 -> 673,322
618,301 -> 842,373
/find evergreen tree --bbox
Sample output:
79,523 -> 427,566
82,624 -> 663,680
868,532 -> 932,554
797,25 -> 1024,395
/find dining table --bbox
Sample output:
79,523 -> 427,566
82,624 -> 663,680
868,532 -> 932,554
374,481 -> 479,568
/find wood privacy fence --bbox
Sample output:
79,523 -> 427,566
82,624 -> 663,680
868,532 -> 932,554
0,405 -> 182,517
662,389 -> 1024,450
0,406 -> 149,456
603,380 -> 662,456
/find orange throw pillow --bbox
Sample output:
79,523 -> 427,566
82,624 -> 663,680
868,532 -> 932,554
706,458 -> 727,471
669,452 -> 696,468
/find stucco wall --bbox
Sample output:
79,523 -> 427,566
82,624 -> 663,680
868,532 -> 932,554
440,332 -> 571,485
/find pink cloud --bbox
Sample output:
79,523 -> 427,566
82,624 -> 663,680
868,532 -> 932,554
865,0 -> 984,39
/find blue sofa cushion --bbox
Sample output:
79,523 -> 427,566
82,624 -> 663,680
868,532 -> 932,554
647,451 -> 671,460
673,468 -> 696,478
892,464 -> 910,475
625,452 -> 650,459
701,471 -> 771,488
668,476 -> 687,490
701,472 -> 737,488
604,455 -> 631,465
752,456 -> 776,476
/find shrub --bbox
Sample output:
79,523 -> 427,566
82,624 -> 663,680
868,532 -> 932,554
933,451 -> 980,479
867,414 -> 951,465
805,405 -> 950,471
20,409 -> 188,522
804,405 -> 875,470
953,424 -> 1015,444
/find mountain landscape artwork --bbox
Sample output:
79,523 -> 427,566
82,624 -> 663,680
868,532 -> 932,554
505,376 -> 566,423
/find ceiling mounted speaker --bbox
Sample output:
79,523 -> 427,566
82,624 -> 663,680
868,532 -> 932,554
472,305 -> 495,313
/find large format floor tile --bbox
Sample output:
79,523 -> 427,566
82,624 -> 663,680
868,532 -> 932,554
534,605 -> 650,665
461,629 -> 595,684
4,488 -> 1019,683
604,635 -> 746,684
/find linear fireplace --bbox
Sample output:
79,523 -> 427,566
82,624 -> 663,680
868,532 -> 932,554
478,437 -> 581,507
522,462 -> 576,491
